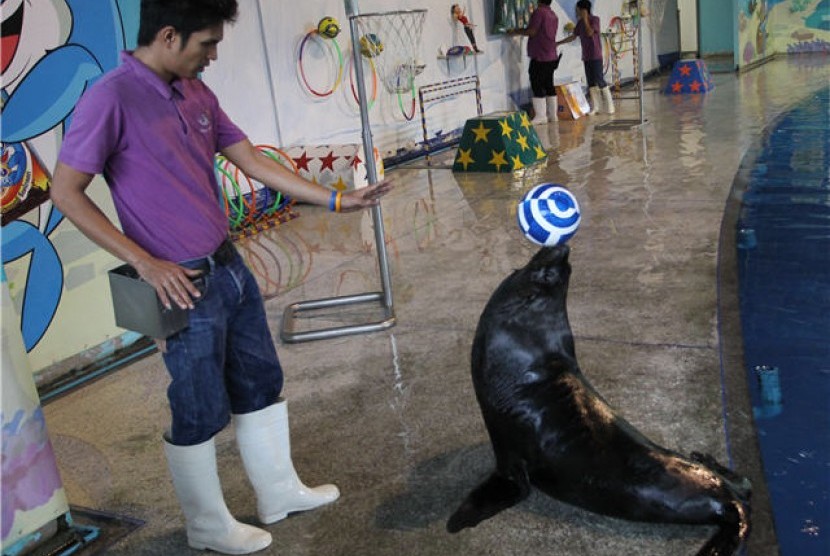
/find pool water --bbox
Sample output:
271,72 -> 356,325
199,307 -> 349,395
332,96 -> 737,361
736,86 -> 830,555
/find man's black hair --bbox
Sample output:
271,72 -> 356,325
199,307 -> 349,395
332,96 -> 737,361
137,0 -> 239,48
576,0 -> 592,13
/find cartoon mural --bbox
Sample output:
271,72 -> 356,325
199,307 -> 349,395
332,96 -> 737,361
739,0 -> 830,65
1,407 -> 66,543
780,0 -> 830,53
1,270 -> 69,550
1,142 -> 51,222
1,0 -> 140,357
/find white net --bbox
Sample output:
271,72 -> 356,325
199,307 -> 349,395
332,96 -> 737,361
352,9 -> 427,94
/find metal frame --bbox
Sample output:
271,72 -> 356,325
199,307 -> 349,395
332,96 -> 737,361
596,1 -> 647,131
3,512 -> 100,556
280,1 -> 410,343
418,76 -> 482,165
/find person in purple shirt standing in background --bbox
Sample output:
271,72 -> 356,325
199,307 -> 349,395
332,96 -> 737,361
559,0 -> 615,114
509,0 -> 560,125
50,1 -> 391,554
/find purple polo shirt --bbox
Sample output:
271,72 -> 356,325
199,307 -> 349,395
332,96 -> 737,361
574,15 -> 602,61
527,5 -> 559,62
59,51 -> 247,262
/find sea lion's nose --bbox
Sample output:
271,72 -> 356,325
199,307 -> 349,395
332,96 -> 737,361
547,243 -> 569,260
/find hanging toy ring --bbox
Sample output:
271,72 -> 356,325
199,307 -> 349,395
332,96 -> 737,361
349,54 -> 378,110
397,76 -> 417,121
297,29 -> 344,98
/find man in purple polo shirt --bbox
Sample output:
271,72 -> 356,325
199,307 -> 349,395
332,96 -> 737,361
509,0 -> 560,125
51,1 -> 390,554
559,0 -> 615,114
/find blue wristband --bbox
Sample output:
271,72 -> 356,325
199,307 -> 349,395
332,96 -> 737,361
328,190 -> 337,212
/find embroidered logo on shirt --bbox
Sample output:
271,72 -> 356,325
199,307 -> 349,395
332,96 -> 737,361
198,112 -> 212,134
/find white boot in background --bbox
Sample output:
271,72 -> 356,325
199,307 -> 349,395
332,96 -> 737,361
531,97 -> 547,124
588,87 -> 601,115
545,95 -> 558,122
164,438 -> 272,555
602,86 -> 616,114
234,400 -> 340,525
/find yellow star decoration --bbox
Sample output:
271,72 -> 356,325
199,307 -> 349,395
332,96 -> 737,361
498,118 -> 514,138
515,133 -> 529,151
519,112 -> 532,130
534,145 -> 547,160
511,155 -> 525,170
471,121 -> 491,143
456,148 -> 475,171
333,176 -> 347,191
489,150 -> 508,172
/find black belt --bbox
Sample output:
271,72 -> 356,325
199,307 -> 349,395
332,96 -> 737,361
187,238 -> 237,273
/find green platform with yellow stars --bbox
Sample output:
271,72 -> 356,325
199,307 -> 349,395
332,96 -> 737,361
452,110 -> 547,173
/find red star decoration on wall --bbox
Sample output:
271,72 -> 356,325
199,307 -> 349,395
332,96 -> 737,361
292,151 -> 311,172
679,64 -> 692,76
319,151 -> 339,172
689,80 -> 702,93
671,81 -> 683,93
349,154 -> 362,169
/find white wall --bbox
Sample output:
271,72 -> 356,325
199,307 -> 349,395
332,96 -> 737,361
653,0 -> 680,62
677,0 -> 699,55
203,0 -> 667,158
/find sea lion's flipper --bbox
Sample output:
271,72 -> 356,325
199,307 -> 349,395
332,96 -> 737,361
695,500 -> 751,556
690,452 -> 752,502
446,472 -> 531,533
689,452 -> 740,482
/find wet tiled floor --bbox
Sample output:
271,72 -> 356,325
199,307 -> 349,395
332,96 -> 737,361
44,56 -> 830,555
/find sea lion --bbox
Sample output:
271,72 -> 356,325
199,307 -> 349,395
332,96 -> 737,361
447,245 -> 751,556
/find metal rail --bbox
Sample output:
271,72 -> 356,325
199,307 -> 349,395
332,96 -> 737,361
280,0 -> 398,342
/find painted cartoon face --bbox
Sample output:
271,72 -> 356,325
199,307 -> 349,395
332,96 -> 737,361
1,0 -> 70,91
1,142 -> 29,210
1,143 -> 26,185
1,0 -> 23,74
169,24 -> 223,79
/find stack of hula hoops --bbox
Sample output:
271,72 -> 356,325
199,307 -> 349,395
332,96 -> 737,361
214,145 -> 299,238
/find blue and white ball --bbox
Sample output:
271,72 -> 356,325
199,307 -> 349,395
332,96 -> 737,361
517,184 -> 581,246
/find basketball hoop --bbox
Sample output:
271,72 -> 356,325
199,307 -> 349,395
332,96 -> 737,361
351,9 -> 427,94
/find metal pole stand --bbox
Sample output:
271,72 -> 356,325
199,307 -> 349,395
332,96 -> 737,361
596,1 -> 648,131
280,202 -> 395,343
280,1 -> 396,343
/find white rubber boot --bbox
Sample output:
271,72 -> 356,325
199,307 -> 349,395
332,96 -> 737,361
531,97 -> 547,125
163,438 -> 272,555
588,87 -> 601,115
545,96 -> 558,122
602,86 -> 616,114
234,400 -> 340,525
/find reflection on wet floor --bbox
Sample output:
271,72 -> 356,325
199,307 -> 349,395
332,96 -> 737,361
43,56 -> 830,556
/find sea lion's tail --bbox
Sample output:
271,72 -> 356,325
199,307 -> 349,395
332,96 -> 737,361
446,472 -> 530,533
695,499 -> 751,556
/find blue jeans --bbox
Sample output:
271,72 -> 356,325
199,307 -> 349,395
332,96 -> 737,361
163,245 -> 283,445
584,59 -> 607,88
